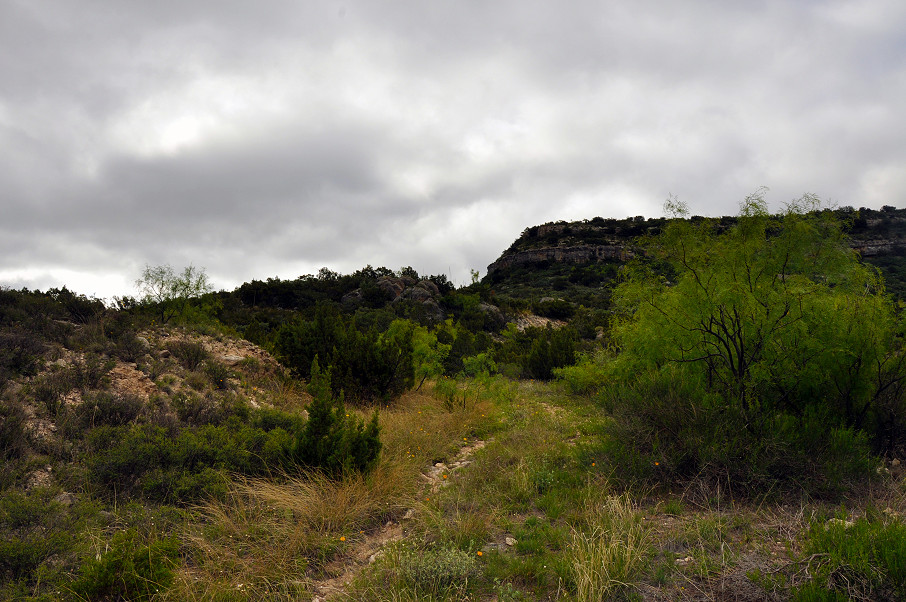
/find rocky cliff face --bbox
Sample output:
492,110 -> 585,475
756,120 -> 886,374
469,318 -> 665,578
487,245 -> 630,275
487,207 -> 906,276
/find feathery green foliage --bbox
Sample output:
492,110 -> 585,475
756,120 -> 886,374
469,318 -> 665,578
289,357 -> 382,475
601,192 -> 906,491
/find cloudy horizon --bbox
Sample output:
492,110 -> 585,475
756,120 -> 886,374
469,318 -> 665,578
2,0 -> 905,301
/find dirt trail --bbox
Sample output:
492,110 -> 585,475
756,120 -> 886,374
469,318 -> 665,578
311,439 -> 488,601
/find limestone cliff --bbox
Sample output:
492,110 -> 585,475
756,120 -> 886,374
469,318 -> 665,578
487,207 -> 906,277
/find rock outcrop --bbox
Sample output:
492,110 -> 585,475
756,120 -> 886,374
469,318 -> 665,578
487,208 -> 906,277
342,276 -> 446,321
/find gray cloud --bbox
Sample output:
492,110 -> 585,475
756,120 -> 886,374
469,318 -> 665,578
2,0 -> 905,298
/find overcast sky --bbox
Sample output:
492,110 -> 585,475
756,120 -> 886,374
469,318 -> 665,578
2,0 -> 905,300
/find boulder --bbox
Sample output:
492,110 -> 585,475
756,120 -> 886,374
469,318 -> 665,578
416,279 -> 441,296
478,303 -> 506,329
376,276 -> 407,300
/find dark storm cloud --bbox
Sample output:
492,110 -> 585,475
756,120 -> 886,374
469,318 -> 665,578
1,0 -> 905,297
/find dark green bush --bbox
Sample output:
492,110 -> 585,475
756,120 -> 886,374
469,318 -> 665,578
598,371 -> 877,496
288,358 -> 382,475
203,360 -> 233,390
0,535 -> 68,583
534,298 -> 574,320
0,328 -> 45,385
274,305 -> 414,403
0,487 -> 95,597
70,528 -> 178,601
524,327 -> 577,380
84,400 -> 338,503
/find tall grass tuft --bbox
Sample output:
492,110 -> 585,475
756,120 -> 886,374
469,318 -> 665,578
569,494 -> 649,601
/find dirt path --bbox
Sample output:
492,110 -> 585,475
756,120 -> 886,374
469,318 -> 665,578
310,439 -> 488,601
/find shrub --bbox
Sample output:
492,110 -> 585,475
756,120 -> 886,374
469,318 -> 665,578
0,402 -> 27,460
71,528 -> 179,601
434,377 -> 475,412
554,349 -> 609,395
113,330 -> 148,362
786,517 -> 906,600
0,328 -> 45,384
84,405 -> 313,503
32,371 -> 71,416
167,340 -> 209,370
602,195 -> 905,491
524,326 -> 577,380
274,306 -> 414,403
287,357 -> 382,475
462,352 -> 497,377
367,543 -> 481,598
76,391 -> 144,428
534,298 -> 575,320
599,370 -> 878,495
612,194 -> 905,452
69,352 -> 114,390
203,360 -> 233,390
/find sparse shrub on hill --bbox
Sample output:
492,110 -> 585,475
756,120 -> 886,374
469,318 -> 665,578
167,340 -> 209,370
0,328 -> 44,388
76,391 -> 144,428
135,264 -> 213,324
79,362 -> 379,503
0,402 -> 27,460
534,297 -> 574,320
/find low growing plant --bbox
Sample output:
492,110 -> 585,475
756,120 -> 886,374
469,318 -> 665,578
70,528 -> 179,601
787,516 -> 906,600
568,494 -> 649,601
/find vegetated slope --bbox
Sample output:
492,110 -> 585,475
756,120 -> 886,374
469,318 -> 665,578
4,204 -> 906,599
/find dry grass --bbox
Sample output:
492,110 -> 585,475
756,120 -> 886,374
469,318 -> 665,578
166,384 -> 490,600
569,494 -> 651,601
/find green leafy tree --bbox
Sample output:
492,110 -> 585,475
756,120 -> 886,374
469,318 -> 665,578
410,323 -> 451,389
611,191 -> 906,445
135,264 -> 212,323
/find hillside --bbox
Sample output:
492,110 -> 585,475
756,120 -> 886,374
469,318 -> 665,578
3,206 -> 906,600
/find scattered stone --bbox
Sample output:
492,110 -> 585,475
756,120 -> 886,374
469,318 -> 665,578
54,492 -> 76,506
826,518 -> 855,529
135,336 -> 151,350
505,536 -> 517,547
220,354 -> 245,366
